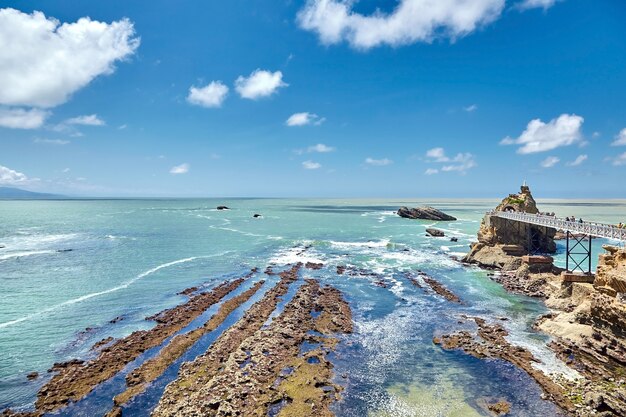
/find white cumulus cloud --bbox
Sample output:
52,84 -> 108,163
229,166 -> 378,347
187,81 -> 229,108
170,163 -> 190,175
302,160 -> 321,170
286,112 -> 325,126
66,114 -> 105,126
464,104 -> 478,112
297,0 -> 505,49
0,8 -> 139,109
235,69 -> 287,100
611,128 -> 626,146
0,107 -> 49,129
567,154 -> 588,167
425,168 -> 439,175
0,164 -> 36,185
365,157 -> 393,166
426,147 -> 450,162
501,114 -> 584,154
541,156 -> 560,168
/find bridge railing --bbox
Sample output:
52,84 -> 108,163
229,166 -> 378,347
487,211 -> 626,242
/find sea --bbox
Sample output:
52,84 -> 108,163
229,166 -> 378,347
1,198 -> 625,416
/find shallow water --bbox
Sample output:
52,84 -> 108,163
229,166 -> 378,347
1,198 -> 624,415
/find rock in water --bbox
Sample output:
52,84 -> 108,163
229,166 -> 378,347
463,184 -> 557,269
426,228 -> 445,237
397,206 -> 456,221
252,214 -> 261,218
216,206 -> 229,210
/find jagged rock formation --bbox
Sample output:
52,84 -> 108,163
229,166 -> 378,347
464,185 -> 556,269
595,245 -> 626,295
397,206 -> 456,221
539,245 -> 626,416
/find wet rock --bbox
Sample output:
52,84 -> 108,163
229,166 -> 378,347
450,237 -> 458,242
92,337 -> 114,350
34,275 -> 250,414
426,228 -> 445,237
435,317 -> 576,414
487,399 -> 511,416
27,372 -> 39,381
397,206 -> 457,221
305,262 -> 323,270
108,316 -> 124,324
253,214 -> 262,218
336,265 -> 346,275
216,206 -> 229,210
422,275 -> 461,303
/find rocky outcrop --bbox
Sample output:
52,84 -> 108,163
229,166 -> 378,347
397,206 -> 456,221
426,228 -> 444,237
463,184 -> 556,269
595,245 -> 626,296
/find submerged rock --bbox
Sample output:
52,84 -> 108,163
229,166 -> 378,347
397,206 -> 456,221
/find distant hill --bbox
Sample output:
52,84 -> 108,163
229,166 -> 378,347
0,187 -> 64,199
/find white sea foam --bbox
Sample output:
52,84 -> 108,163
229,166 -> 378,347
328,239 -> 391,250
269,246 -> 325,265
0,255 -> 217,329
0,250 -> 57,261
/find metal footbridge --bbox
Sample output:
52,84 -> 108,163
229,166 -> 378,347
490,211 -> 626,241
487,210 -> 625,275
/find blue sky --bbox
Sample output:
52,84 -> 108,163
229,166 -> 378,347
0,0 -> 625,198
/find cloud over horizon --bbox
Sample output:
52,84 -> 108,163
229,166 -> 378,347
365,157 -> 393,166
169,163 -> 190,174
302,160 -> 321,170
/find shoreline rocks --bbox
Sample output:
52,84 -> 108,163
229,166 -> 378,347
397,206 -> 456,221
32,274 -> 252,414
460,184 -> 626,416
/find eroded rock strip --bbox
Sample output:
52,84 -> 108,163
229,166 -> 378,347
35,276 -> 250,414
153,264 -> 302,413
154,274 -> 352,417
434,317 -> 575,415
423,276 -> 462,303
113,280 -> 266,407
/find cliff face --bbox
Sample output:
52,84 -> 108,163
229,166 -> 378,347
464,185 -> 556,269
595,245 -> 626,295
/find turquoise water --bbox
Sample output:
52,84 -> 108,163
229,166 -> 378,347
1,198 -> 624,415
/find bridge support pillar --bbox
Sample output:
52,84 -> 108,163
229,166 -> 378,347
565,231 -> 593,275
